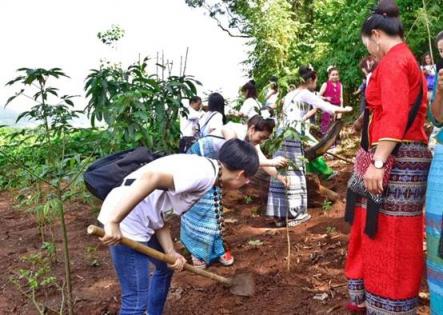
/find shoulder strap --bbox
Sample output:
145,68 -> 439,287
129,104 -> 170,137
198,112 -> 218,133
206,158 -> 217,177
289,90 -> 302,104
361,75 -> 423,152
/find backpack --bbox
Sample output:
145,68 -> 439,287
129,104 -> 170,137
179,112 -> 218,153
84,147 -> 162,200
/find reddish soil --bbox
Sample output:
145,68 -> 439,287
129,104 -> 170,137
0,158 -> 431,314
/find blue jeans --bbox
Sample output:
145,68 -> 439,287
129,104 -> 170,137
110,236 -> 173,315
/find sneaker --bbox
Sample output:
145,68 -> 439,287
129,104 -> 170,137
219,250 -> 234,266
287,213 -> 311,227
191,255 -> 207,269
275,220 -> 286,228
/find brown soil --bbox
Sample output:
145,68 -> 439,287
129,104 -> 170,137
0,157 -> 431,314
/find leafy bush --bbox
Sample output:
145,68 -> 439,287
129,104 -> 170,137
84,57 -> 200,153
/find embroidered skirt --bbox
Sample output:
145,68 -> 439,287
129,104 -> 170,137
266,139 -> 307,219
426,143 -> 443,314
345,142 -> 431,315
180,136 -> 226,263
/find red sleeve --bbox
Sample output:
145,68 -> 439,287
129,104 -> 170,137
376,60 -> 410,142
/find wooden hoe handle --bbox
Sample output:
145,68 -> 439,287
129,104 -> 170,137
87,225 -> 232,286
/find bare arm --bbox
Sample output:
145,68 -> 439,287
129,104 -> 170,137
221,125 -> 237,140
255,145 -> 289,186
155,225 -> 176,254
256,145 -> 276,167
319,83 -> 327,96
303,108 -> 317,121
340,85 -> 344,107
100,171 -> 174,245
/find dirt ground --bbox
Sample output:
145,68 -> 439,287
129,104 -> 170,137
0,154 -> 431,314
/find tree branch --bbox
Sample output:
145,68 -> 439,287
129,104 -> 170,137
202,3 -> 251,38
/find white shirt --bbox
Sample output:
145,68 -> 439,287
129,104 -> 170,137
282,89 -> 338,128
422,64 -> 436,76
180,106 -> 203,137
222,122 -> 247,140
199,111 -> 224,137
98,154 -> 217,242
264,90 -> 278,107
240,98 -> 261,119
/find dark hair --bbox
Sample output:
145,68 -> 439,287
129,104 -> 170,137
189,96 -> 201,104
218,139 -> 259,177
359,56 -> 377,73
241,80 -> 258,99
269,75 -> 278,83
247,115 -> 275,133
361,0 -> 403,38
299,65 -> 317,83
436,31 -> 443,44
270,82 -> 278,91
208,92 -> 227,124
422,52 -> 432,65
327,66 -> 338,75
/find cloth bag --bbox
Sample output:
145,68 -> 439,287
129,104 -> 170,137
345,80 -> 423,238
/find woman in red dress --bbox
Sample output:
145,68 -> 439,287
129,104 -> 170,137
344,0 -> 431,314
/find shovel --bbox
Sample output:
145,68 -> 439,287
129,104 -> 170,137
87,225 -> 255,297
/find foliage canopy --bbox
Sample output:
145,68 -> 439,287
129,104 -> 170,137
186,0 -> 443,100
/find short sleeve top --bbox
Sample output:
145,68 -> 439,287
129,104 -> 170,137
98,154 -> 217,242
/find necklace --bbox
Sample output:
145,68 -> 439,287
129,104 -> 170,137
214,161 -> 226,249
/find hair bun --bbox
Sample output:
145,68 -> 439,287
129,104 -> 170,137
375,0 -> 400,18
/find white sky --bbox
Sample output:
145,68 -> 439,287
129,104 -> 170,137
0,0 -> 249,116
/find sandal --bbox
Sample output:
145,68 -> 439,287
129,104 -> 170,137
191,255 -> 207,269
219,250 -> 234,266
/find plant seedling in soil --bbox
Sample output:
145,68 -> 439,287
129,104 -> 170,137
10,251 -> 61,315
85,245 -> 100,267
244,195 -> 254,204
322,199 -> 333,212
248,239 -> 264,247
325,226 -> 337,235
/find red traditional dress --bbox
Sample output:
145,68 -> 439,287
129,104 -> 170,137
345,43 -> 431,314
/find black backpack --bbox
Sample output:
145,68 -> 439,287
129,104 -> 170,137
179,112 -> 218,153
84,147 -> 162,200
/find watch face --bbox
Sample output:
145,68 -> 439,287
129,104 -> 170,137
374,160 -> 384,169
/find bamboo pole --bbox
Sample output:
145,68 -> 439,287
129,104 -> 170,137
183,47 -> 189,76
422,0 -> 435,64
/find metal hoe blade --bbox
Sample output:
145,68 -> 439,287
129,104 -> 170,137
229,273 -> 255,297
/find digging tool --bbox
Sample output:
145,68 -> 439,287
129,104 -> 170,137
87,225 -> 255,297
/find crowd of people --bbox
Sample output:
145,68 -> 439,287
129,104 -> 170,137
95,0 -> 443,314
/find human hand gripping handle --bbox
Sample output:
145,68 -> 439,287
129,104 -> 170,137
90,225 -> 187,270
338,106 -> 353,113
166,251 -> 187,271
100,221 -> 123,246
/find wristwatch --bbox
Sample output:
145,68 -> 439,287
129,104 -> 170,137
372,159 -> 385,169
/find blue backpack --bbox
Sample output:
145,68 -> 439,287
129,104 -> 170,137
84,147 -> 162,200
